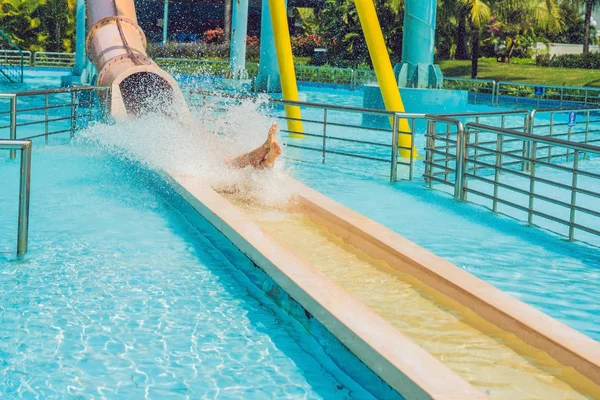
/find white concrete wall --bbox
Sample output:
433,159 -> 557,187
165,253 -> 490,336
533,42 -> 600,57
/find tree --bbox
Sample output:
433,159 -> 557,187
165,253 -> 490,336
458,0 -> 491,78
224,0 -> 232,43
0,0 -> 46,51
582,0 -> 600,52
489,0 -> 562,61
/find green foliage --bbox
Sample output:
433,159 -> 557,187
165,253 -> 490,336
0,0 -> 75,52
311,0 -> 403,68
548,52 -> 600,68
147,41 -> 261,62
546,1 -> 597,44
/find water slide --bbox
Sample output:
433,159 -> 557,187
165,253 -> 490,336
85,0 -> 188,120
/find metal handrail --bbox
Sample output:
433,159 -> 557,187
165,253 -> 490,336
188,89 -> 418,181
425,114 -> 600,241
0,29 -> 25,82
33,51 -> 75,68
0,140 -> 32,255
0,87 -> 109,145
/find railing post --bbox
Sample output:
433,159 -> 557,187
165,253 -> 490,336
17,142 -> 32,256
455,121 -> 466,200
569,150 -> 579,241
390,113 -> 399,183
70,91 -> 77,138
425,120 -> 435,189
408,117 -> 415,181
9,95 -> 17,160
322,109 -> 328,164
527,141 -> 537,226
45,93 -> 49,144
492,133 -> 503,212
523,110 -> 536,172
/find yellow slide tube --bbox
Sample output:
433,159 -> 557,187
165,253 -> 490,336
267,0 -> 303,137
354,0 -> 416,158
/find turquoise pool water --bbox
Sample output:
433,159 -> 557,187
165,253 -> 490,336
2,69 -> 598,377
290,163 -> 600,342
0,143 -> 381,399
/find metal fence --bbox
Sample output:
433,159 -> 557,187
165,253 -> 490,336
0,87 -> 109,146
443,78 -> 497,105
0,49 -> 32,66
33,52 -> 75,68
184,89 -> 418,181
0,32 -> 28,83
425,115 -> 600,242
496,82 -> 600,109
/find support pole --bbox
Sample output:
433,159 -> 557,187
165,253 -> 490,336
395,0 -> 442,88
73,0 -> 86,75
230,0 -> 249,79
255,0 -> 282,92
17,142 -> 32,256
162,0 -> 169,45
354,0 -> 415,157
267,0 -> 303,136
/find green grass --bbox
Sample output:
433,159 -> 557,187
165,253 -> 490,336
439,58 -> 600,87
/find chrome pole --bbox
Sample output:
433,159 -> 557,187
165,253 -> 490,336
45,93 -> 49,144
390,113 -> 399,183
425,120 -> 434,189
569,150 -> 579,241
70,91 -> 77,138
17,142 -> 32,255
9,95 -> 17,160
322,109 -> 328,164
528,142 -> 537,226
455,121 -> 466,200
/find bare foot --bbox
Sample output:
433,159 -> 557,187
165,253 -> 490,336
227,122 -> 282,169
261,140 -> 281,169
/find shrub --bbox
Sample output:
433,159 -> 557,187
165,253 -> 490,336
536,53 -> 551,67
291,34 -> 326,57
147,42 -> 230,59
548,53 -> 600,69
203,28 -> 225,44
147,41 -> 261,63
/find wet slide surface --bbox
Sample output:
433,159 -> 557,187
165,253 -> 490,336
225,196 -> 600,400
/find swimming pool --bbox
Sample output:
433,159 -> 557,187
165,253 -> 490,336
0,142 -> 385,399
1,70 -> 599,393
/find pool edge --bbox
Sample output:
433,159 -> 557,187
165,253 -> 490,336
162,170 -> 487,400
292,180 -> 600,391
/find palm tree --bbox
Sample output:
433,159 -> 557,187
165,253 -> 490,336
458,0 -> 491,78
492,0 -> 562,58
224,0 -> 232,43
576,0 -> 600,52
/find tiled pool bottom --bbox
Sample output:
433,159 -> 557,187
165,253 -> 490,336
0,144 -> 387,399
290,162 -> 600,343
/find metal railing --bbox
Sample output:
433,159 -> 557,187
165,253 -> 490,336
425,116 -> 600,242
0,49 -> 32,67
0,87 -> 109,145
33,52 -> 75,68
443,78 -> 497,105
529,108 -> 600,148
0,139 -> 32,255
0,30 -> 27,83
184,89 -> 417,181
496,82 -> 600,109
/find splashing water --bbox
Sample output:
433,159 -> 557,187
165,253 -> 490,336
79,93 -> 297,207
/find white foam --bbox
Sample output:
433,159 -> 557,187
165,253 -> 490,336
78,93 -> 296,207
